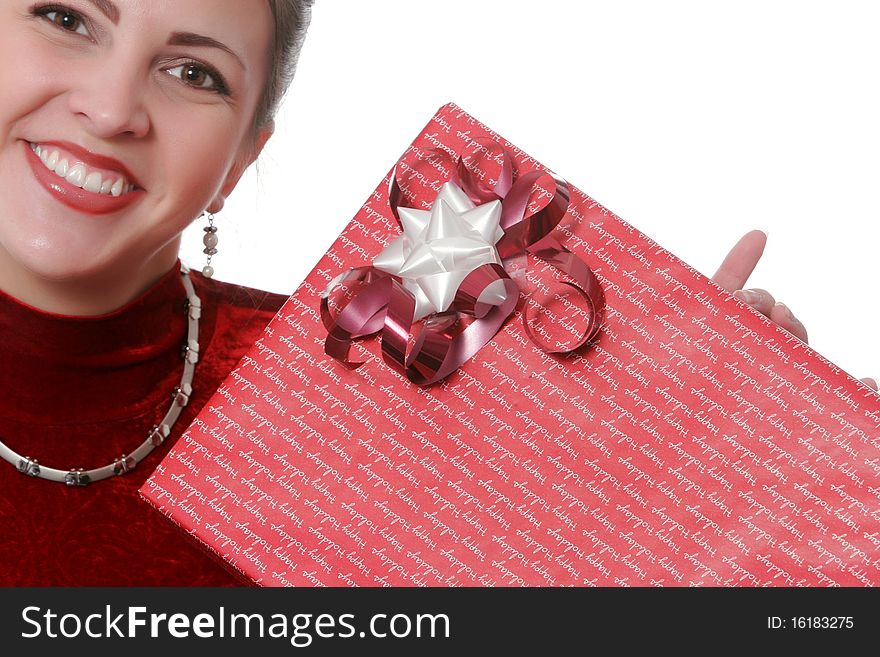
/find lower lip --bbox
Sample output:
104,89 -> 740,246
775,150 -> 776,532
24,141 -> 144,215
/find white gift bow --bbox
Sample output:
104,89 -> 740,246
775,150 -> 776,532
373,181 -> 508,321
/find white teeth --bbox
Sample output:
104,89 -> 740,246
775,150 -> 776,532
83,172 -> 103,193
30,143 -> 132,197
65,163 -> 86,187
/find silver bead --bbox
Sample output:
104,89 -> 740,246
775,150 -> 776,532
173,386 -> 190,407
149,424 -> 171,447
64,469 -> 91,486
113,455 -> 137,476
18,457 -> 40,477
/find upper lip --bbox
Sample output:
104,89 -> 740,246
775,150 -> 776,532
29,140 -> 143,190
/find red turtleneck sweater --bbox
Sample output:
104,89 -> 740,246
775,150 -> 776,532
0,263 -> 288,586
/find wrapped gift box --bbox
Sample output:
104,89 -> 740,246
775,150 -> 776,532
140,103 -> 880,587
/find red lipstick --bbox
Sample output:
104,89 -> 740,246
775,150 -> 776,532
24,140 -> 144,216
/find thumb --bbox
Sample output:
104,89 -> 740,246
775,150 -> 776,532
711,229 -> 768,293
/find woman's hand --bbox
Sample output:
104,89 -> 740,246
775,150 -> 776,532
711,229 -> 878,391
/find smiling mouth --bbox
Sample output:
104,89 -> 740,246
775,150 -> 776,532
28,142 -> 136,197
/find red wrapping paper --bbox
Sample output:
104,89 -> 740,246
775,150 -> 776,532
141,104 -> 880,586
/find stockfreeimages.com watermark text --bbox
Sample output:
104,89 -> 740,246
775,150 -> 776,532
21,605 -> 450,647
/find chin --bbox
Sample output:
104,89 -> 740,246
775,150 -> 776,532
0,237 -> 111,286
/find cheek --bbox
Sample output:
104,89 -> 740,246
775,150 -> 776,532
0,20 -> 37,71
0,35 -> 87,139
144,108 -> 250,243
0,33 -> 45,126
151,102 -> 244,192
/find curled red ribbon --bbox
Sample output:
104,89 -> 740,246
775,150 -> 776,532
321,142 -> 606,385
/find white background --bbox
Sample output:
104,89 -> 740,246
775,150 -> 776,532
180,0 -> 879,383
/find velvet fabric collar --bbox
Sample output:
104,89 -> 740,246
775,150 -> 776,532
0,263 -> 194,427
0,262 -> 288,585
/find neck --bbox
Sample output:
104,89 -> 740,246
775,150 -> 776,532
0,243 -> 180,317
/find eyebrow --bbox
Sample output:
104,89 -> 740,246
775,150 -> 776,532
168,32 -> 246,70
82,1 -> 244,71
86,0 -> 119,24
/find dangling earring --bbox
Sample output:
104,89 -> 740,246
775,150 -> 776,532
202,213 -> 219,279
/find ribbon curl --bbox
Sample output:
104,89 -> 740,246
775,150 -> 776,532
321,142 -> 606,386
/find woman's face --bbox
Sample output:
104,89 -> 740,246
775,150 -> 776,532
0,0 -> 273,309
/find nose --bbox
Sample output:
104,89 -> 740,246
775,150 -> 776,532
66,57 -> 151,140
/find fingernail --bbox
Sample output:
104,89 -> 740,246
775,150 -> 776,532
775,301 -> 795,321
734,289 -> 759,304
868,377 -> 880,390
776,301 -> 794,320
759,228 -> 769,239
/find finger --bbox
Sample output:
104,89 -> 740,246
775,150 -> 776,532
732,288 -> 776,316
860,377 -> 879,391
711,229 -> 768,293
769,301 -> 809,343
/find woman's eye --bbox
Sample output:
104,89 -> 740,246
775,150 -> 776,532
167,64 -> 226,93
41,9 -> 89,36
